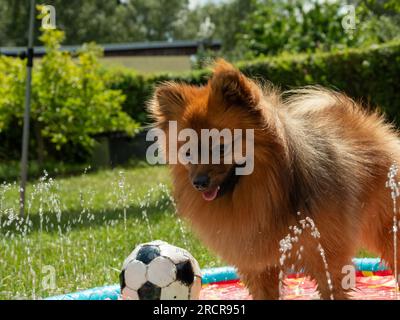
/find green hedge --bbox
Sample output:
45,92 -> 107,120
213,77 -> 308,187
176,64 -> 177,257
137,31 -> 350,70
1,41 -> 399,162
0,30 -> 138,163
105,68 -> 210,125
108,41 -> 400,125
238,42 -> 400,124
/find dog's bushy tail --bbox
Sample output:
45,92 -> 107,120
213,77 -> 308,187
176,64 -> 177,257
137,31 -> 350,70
282,86 -> 359,114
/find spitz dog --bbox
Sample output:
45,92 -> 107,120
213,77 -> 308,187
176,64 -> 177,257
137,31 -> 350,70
149,59 -> 400,299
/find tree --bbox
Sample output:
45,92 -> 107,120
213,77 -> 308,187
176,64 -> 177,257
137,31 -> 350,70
0,0 -> 190,46
0,0 -> 31,46
235,0 -> 400,59
0,28 -> 137,164
236,0 -> 355,58
351,0 -> 400,45
176,0 -> 255,47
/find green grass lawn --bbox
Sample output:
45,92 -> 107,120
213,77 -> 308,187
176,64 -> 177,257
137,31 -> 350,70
0,163 -> 377,300
101,56 -> 192,74
0,164 -> 221,300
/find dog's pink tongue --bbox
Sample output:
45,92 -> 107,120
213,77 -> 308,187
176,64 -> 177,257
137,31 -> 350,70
202,187 -> 219,201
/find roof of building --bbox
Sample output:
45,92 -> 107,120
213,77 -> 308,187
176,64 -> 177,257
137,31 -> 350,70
0,39 -> 222,57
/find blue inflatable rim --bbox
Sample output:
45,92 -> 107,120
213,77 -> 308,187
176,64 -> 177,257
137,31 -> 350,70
46,257 -> 388,300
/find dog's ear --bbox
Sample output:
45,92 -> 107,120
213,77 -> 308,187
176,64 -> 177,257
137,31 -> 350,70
210,59 -> 260,108
149,82 -> 187,128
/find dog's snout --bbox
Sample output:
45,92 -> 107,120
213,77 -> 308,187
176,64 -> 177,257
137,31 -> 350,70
192,174 -> 210,191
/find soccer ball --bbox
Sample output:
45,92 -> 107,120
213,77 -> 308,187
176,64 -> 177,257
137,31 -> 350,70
119,240 -> 202,300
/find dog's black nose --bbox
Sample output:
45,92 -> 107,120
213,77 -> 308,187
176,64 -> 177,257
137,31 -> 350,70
192,174 -> 210,191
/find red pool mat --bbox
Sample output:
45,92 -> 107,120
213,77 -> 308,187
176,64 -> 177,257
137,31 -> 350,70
200,276 -> 400,300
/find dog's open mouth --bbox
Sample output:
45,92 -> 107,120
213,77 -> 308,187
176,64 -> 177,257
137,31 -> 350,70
202,186 -> 220,201
200,165 -> 243,201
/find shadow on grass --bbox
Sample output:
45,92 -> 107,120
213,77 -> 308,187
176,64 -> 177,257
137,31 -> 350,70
0,196 -> 174,235
0,159 -> 152,183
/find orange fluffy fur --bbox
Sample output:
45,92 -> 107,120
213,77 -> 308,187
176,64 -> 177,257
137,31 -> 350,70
148,59 -> 400,299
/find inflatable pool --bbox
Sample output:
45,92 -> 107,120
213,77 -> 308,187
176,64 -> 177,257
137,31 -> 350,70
46,258 -> 399,300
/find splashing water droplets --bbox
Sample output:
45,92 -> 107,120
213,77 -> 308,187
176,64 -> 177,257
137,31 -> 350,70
386,162 -> 400,298
279,214 -> 334,300
0,167 -> 194,299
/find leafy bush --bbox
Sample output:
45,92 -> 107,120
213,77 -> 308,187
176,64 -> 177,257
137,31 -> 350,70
236,0 -> 353,58
237,41 -> 400,124
1,36 -> 399,162
107,40 -> 400,125
233,0 -> 400,59
0,29 -> 138,163
0,55 -> 26,160
105,68 -> 210,125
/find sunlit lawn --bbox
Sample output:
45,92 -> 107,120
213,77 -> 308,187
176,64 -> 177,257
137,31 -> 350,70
0,163 -> 376,300
101,56 -> 191,74
0,164 -> 221,300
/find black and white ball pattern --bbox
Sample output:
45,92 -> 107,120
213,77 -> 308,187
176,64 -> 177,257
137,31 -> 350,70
120,240 -> 202,300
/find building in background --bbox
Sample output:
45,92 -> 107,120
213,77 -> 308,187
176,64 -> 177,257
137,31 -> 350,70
0,40 -> 221,73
